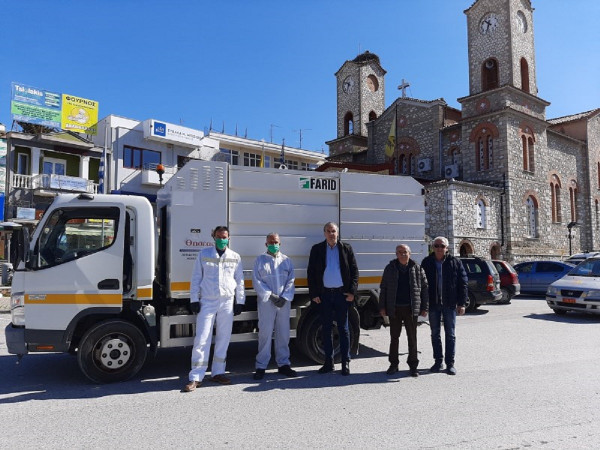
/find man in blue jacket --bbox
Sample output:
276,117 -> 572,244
307,222 -> 359,376
421,236 -> 468,375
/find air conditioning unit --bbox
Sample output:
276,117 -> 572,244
417,157 -> 432,172
444,163 -> 459,179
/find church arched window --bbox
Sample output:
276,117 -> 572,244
520,123 -> 535,172
368,111 -> 377,122
344,112 -> 354,136
569,180 -> 578,223
526,196 -> 538,238
396,138 -> 420,175
482,58 -> 499,91
476,199 -> 487,229
550,174 -> 562,223
470,123 -> 498,172
520,58 -> 530,93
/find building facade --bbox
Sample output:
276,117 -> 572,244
328,0 -> 600,262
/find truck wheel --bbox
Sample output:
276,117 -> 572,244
298,308 -> 360,364
77,319 -> 148,383
552,308 -> 567,315
465,294 -> 477,313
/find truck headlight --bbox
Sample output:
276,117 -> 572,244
583,290 -> 600,299
546,286 -> 559,295
11,293 -> 25,326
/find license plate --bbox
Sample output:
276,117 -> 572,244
563,298 -> 576,304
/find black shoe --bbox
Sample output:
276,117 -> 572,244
430,361 -> 444,373
278,365 -> 297,377
410,369 -> 419,377
341,360 -> 350,376
318,361 -> 335,374
386,364 -> 399,375
446,366 -> 457,375
253,368 -> 265,380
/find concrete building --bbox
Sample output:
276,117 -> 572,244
327,0 -> 599,262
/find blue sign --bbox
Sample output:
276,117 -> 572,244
153,121 -> 166,137
10,82 -> 62,128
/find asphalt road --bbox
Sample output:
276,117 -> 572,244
1,296 -> 599,449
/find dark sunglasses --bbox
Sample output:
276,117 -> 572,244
433,244 -> 446,248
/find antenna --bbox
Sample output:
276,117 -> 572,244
293,128 -> 312,148
270,123 -> 280,143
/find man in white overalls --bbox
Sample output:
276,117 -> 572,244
252,232 -> 297,380
183,226 -> 245,392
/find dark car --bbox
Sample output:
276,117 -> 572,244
459,256 -> 503,312
492,260 -> 521,303
513,260 -> 575,294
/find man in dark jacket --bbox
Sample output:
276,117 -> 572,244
379,244 -> 429,377
307,222 -> 359,376
421,236 -> 468,375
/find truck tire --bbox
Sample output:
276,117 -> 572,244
77,319 -> 148,383
297,308 -> 360,364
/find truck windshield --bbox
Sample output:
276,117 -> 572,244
33,207 -> 120,269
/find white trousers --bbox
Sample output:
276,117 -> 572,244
256,299 -> 291,369
189,295 -> 234,382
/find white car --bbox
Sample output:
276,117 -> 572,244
546,257 -> 600,316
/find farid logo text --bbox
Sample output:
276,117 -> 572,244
299,177 -> 337,191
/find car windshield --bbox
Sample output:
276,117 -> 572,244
568,259 -> 600,277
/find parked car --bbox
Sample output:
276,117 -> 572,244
564,251 -> 600,265
513,260 -> 575,294
546,257 -> 600,316
492,260 -> 520,303
459,256 -> 502,312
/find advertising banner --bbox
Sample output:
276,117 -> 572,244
61,94 -> 99,135
0,138 -> 6,194
11,82 -> 99,135
10,82 -> 62,128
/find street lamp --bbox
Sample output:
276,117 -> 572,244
156,164 -> 165,186
567,221 -> 578,256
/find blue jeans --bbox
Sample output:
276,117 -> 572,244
319,289 -> 351,362
429,304 -> 456,366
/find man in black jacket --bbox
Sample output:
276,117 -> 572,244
307,222 -> 359,375
379,244 -> 429,377
421,236 -> 468,375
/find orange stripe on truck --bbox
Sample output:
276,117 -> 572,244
25,293 -> 122,305
170,276 -> 382,293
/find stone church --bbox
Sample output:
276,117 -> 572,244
325,0 -> 600,262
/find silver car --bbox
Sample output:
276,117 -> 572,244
546,257 -> 600,316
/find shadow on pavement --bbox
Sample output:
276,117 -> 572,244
525,311 -> 600,324
0,337 -> 392,402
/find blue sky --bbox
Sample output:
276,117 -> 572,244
1,0 -> 598,153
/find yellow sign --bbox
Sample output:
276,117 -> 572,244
61,94 -> 99,135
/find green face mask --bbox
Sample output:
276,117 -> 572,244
267,243 -> 280,254
215,238 -> 229,250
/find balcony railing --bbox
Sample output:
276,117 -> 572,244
11,173 -> 98,194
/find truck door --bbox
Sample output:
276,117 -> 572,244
23,205 -> 125,334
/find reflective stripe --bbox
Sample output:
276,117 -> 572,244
25,293 -> 122,305
201,257 -> 239,264
192,360 -> 209,368
213,356 -> 227,363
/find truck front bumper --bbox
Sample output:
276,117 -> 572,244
5,323 -> 28,355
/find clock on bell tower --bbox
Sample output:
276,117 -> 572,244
465,0 -> 537,96
334,51 -> 386,140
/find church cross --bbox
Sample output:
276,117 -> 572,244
397,79 -> 410,98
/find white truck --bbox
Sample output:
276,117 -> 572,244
5,160 -> 426,383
